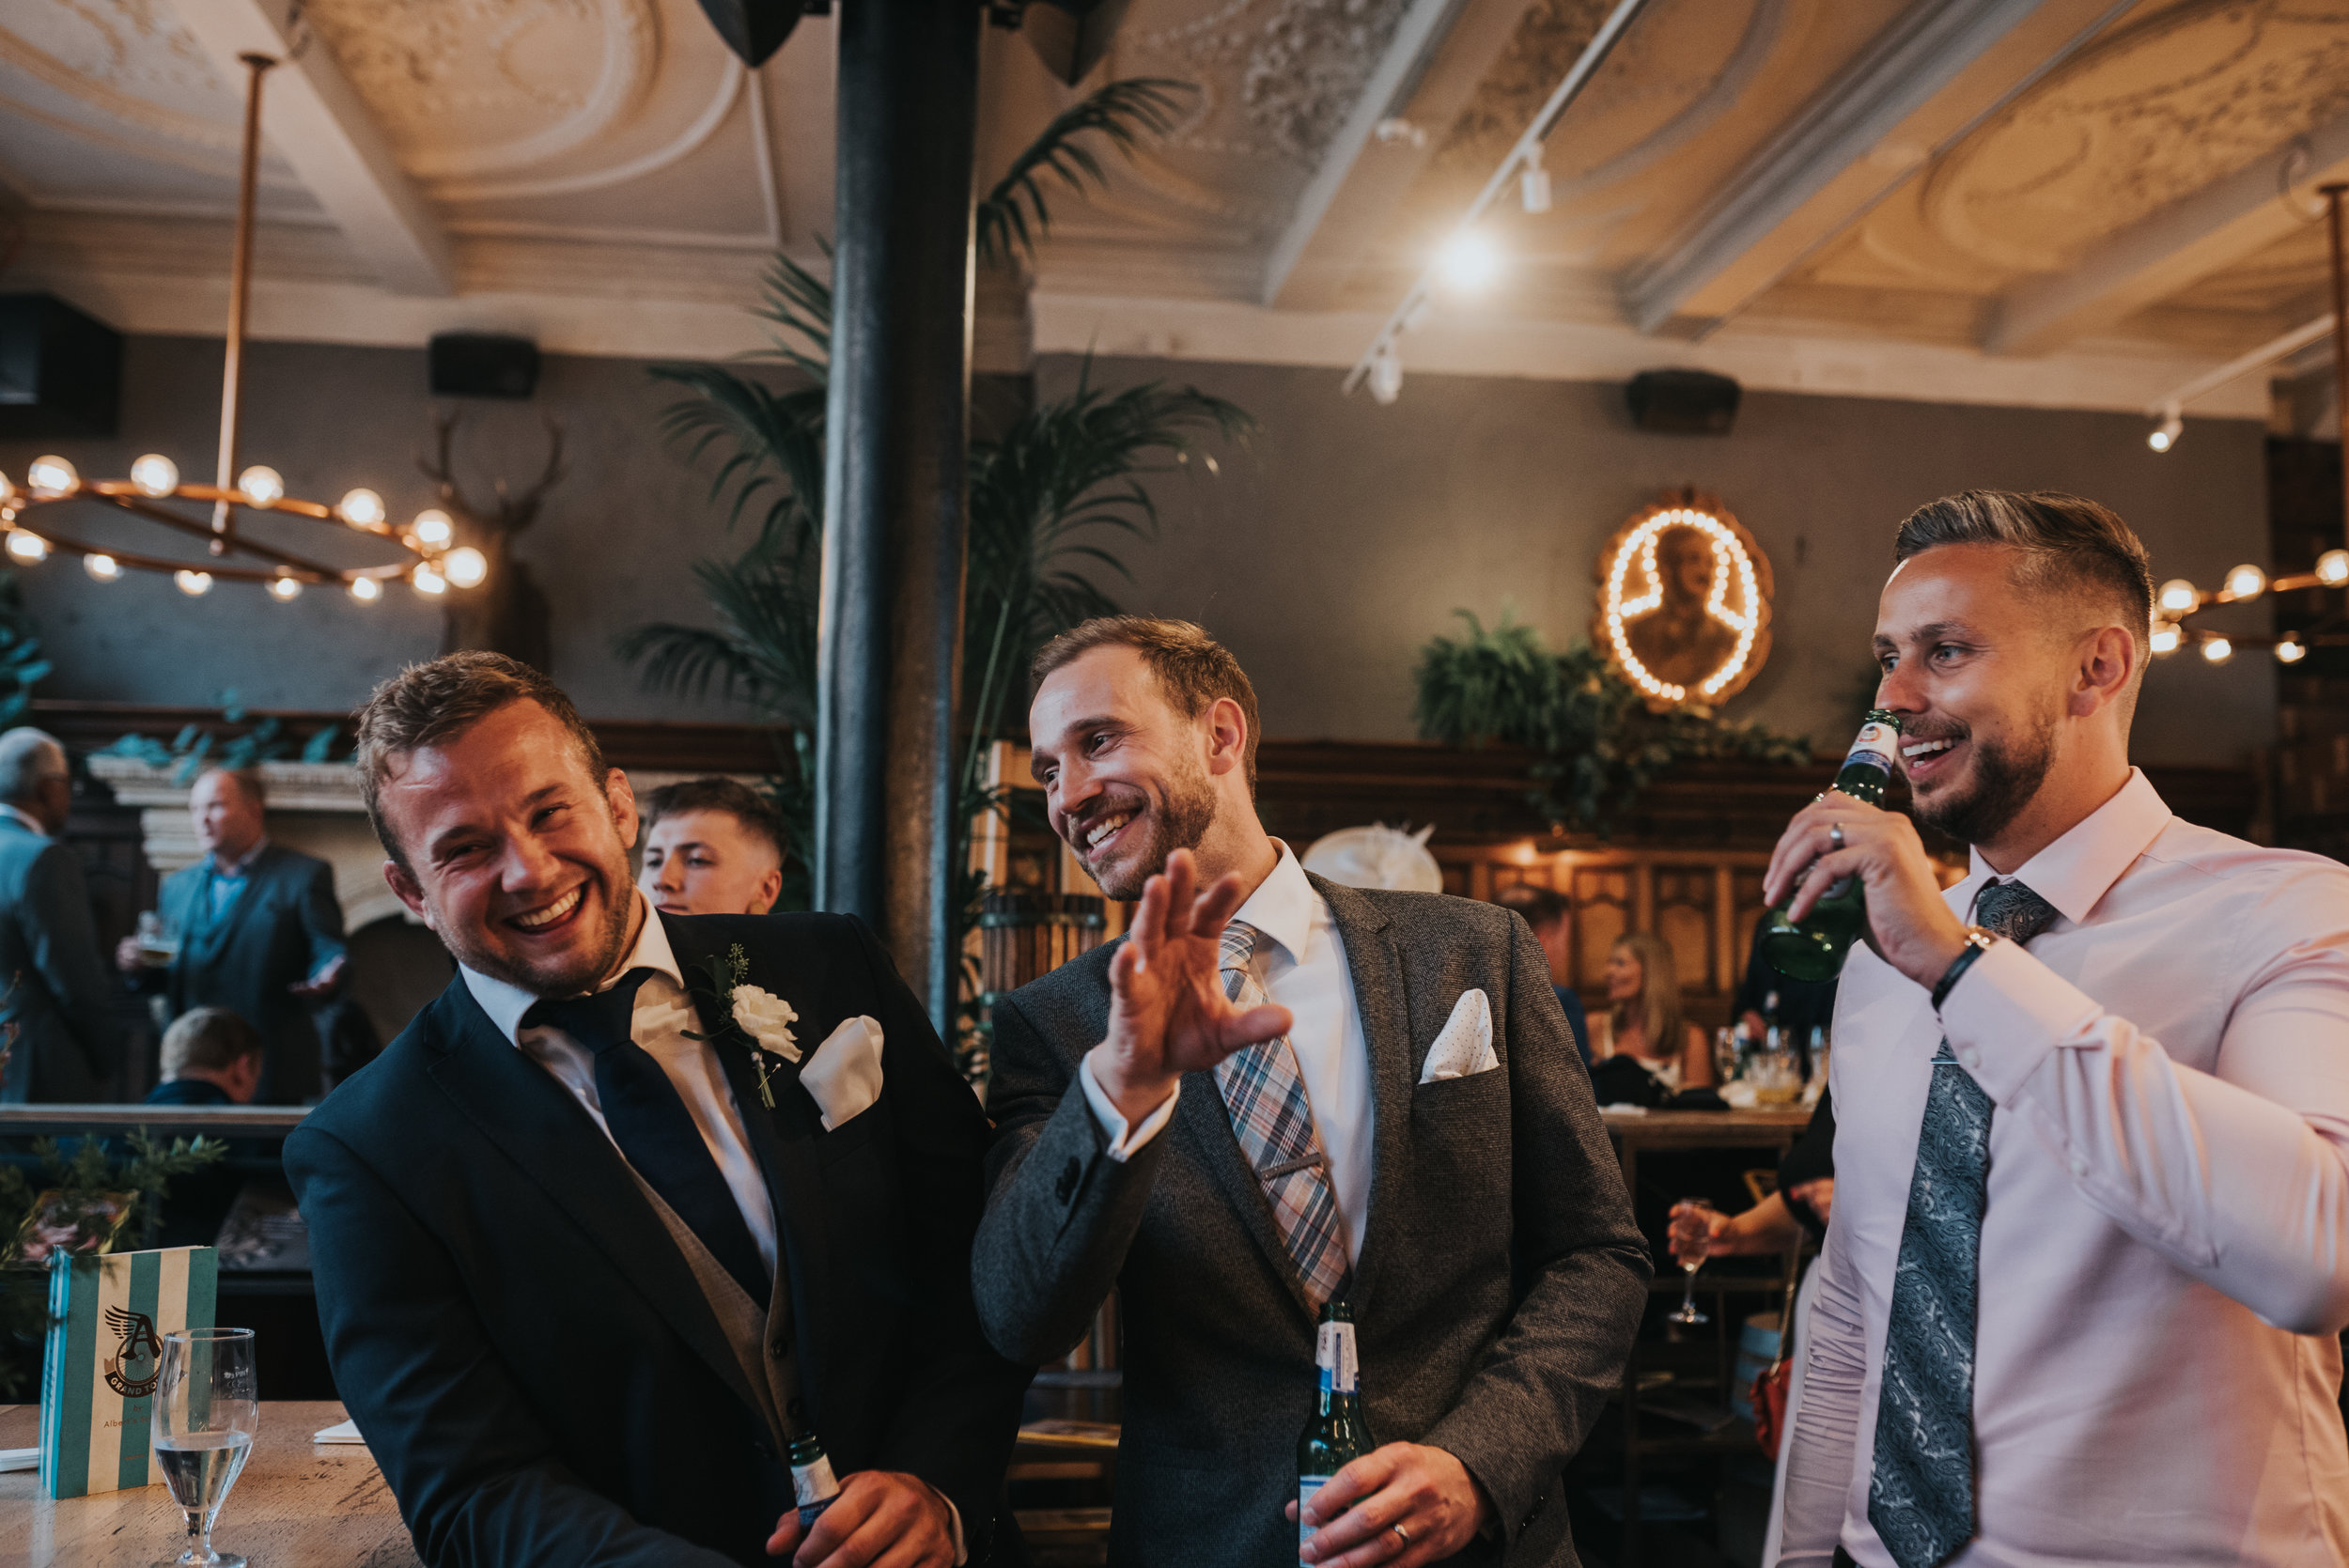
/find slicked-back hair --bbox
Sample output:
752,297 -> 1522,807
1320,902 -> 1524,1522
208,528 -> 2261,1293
1892,489 -> 2155,658
640,777 -> 786,862
354,652 -> 607,869
1031,616 -> 1263,795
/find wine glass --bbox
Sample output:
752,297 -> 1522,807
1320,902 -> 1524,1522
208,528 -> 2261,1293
1666,1199 -> 1716,1326
151,1327 -> 257,1568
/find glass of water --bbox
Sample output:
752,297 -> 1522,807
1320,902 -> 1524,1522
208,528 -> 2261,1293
152,1327 -> 257,1568
1666,1199 -> 1716,1326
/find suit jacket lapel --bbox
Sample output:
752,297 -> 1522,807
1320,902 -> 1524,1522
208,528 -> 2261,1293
1311,876 -> 1412,1320
661,916 -> 834,1397
421,980 -> 761,1416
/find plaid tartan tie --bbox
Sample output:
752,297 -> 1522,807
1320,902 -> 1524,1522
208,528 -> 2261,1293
1213,921 -> 1351,1309
1868,878 -> 2059,1568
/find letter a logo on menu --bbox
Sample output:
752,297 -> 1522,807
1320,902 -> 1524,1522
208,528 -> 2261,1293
103,1304 -> 162,1397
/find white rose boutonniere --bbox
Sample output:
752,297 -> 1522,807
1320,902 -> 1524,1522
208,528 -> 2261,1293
684,944 -> 798,1108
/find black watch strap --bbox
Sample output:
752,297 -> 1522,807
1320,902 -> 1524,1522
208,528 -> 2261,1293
1931,927 -> 1999,1011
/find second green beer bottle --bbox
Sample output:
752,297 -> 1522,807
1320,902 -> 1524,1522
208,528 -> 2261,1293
1759,708 -> 1904,982
1297,1301 -> 1372,1565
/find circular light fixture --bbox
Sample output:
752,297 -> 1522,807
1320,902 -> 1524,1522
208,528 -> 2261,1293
267,571 -> 303,602
2277,637 -> 2308,663
411,508 -> 454,548
175,570 -> 213,598
27,457 -> 77,499
2156,578 -> 2200,614
2320,550 -> 2349,585
1594,495 -> 1774,706
236,465 -> 284,506
131,455 -> 180,498
5,531 -> 48,565
336,488 -> 386,528
2149,620 -> 2182,655
84,553 -> 121,582
349,575 -> 382,603
443,545 -> 488,589
2224,564 -> 2266,599
412,565 -> 446,596
2201,636 -> 2232,664
1436,228 -> 1502,292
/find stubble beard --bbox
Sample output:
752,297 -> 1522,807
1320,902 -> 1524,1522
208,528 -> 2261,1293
1082,763 -> 1219,902
443,859 -> 636,999
1911,711 -> 2058,849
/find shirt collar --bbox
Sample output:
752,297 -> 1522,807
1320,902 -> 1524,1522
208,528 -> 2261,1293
210,836 -> 269,877
1232,840 -> 1315,965
460,891 -> 687,1048
1965,767 -> 2171,928
0,803 -> 46,837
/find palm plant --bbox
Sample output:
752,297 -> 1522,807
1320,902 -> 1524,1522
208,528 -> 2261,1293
621,77 -> 1251,1060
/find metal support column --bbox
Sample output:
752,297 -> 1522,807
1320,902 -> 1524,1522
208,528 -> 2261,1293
816,0 -> 979,1032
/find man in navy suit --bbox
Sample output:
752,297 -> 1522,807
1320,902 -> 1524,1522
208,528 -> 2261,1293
118,767 -> 347,1103
285,653 -> 1023,1568
0,727 -> 124,1101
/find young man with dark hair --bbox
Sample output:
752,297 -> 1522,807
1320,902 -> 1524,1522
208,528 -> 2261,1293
286,651 -> 1025,1568
975,616 -> 1647,1568
1770,490 -> 2349,1567
639,778 -> 787,917
145,1005 -> 265,1106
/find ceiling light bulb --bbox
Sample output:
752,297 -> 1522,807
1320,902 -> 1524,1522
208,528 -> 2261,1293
84,552 -> 121,582
2225,564 -> 2266,599
2277,637 -> 2308,663
131,454 -> 179,497
411,508 -> 454,548
268,572 -> 303,602
2149,620 -> 2182,654
412,565 -> 446,596
337,488 -> 386,527
2201,635 -> 2232,664
2319,549 -> 2349,585
236,465 -> 284,505
174,569 -> 212,597
349,575 -> 381,603
1367,346 -> 1403,407
5,531 -> 47,565
2156,578 -> 2200,614
1436,228 -> 1502,292
443,545 -> 488,589
27,457 -> 77,498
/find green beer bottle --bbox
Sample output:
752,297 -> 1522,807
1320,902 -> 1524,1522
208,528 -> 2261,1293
1759,708 -> 1904,982
788,1432 -> 841,1532
1297,1301 -> 1373,1565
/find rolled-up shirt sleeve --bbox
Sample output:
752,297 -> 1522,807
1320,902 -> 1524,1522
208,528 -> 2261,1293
1776,1216 -> 1868,1564
1940,893 -> 2349,1336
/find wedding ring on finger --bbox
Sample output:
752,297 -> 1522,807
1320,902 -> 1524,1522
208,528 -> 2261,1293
1392,1523 -> 1411,1548
1828,822 -> 1845,851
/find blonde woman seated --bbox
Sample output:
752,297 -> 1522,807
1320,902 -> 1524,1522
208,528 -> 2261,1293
1591,932 -> 1713,1092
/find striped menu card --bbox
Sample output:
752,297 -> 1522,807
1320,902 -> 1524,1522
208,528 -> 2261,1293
39,1246 -> 219,1498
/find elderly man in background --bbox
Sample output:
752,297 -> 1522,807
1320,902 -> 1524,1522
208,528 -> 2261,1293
144,1005 -> 265,1107
0,727 -> 124,1101
118,767 -> 347,1103
637,777 -> 787,917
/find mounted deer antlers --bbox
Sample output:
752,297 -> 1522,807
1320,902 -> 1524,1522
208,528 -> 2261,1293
417,409 -> 565,538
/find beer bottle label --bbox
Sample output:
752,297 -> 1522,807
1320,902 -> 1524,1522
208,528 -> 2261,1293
792,1452 -> 840,1529
1841,719 -> 1899,783
1315,1321 -> 1358,1394
1299,1477 -> 1330,1566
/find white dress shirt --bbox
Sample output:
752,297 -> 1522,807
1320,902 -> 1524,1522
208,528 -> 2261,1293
1780,768 -> 2349,1566
460,897 -> 778,1280
0,802 -> 45,836
1081,842 -> 1375,1262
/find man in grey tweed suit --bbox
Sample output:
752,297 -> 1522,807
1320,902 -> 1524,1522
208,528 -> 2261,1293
974,618 -> 1648,1568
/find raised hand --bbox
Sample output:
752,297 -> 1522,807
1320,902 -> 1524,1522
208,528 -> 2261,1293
1091,847 -> 1292,1124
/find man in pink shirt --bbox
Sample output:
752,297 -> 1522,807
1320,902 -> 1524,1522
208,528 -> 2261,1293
1766,489 -> 2349,1567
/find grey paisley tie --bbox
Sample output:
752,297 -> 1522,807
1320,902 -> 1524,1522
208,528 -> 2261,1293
1867,878 -> 2058,1568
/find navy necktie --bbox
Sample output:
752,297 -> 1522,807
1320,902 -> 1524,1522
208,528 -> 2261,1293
524,970 -> 770,1307
1868,878 -> 2059,1568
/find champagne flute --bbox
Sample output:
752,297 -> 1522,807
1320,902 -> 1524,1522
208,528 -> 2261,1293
152,1327 -> 257,1568
1666,1199 -> 1716,1326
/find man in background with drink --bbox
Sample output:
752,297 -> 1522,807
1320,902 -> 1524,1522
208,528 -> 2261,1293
0,726 -> 124,1101
974,616 -> 1648,1567
1767,490 -> 2349,1566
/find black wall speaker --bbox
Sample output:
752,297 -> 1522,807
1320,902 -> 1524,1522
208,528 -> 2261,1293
1626,368 -> 1741,435
0,293 -> 123,439
428,333 -> 539,399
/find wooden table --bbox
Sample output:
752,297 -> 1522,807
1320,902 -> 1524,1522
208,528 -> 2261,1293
0,1401 -> 419,1568
1599,1104 -> 1813,1198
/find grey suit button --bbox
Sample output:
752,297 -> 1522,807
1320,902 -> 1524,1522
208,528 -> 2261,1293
770,1336 -> 788,1358
1054,1157 -> 1081,1203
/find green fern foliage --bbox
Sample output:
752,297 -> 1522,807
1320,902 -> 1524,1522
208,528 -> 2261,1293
976,79 -> 1194,268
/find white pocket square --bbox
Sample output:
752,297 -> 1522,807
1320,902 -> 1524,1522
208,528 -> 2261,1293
801,1015 -> 884,1130
1418,988 -> 1499,1084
